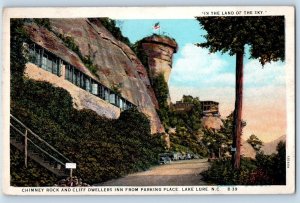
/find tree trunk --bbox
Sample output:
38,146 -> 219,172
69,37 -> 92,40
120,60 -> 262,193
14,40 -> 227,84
231,48 -> 244,169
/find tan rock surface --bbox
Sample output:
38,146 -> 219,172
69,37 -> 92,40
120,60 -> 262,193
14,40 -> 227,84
25,64 -> 121,119
25,19 -> 164,133
140,35 -> 178,105
241,139 -> 257,158
141,35 -> 178,84
201,116 -> 223,130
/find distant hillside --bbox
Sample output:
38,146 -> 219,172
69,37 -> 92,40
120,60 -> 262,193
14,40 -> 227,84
261,135 -> 286,155
241,135 -> 286,158
241,139 -> 256,158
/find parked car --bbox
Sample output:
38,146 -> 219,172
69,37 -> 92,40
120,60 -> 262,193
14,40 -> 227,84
159,156 -> 171,164
185,153 -> 191,160
191,154 -> 200,159
170,152 -> 183,161
178,153 -> 185,160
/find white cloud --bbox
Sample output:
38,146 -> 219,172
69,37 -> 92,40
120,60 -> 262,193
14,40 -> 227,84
244,60 -> 286,88
170,43 -> 286,89
170,43 -> 234,87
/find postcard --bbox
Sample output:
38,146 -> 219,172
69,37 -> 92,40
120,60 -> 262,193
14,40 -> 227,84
2,6 -> 295,195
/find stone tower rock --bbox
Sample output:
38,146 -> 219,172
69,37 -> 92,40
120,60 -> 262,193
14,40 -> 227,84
140,35 -> 178,105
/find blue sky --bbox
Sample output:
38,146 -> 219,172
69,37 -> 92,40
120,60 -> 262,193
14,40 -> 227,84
117,19 -> 286,142
118,19 -> 236,87
117,19 -> 284,89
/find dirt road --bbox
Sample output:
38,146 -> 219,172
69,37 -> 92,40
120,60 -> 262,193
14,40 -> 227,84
95,159 -> 209,186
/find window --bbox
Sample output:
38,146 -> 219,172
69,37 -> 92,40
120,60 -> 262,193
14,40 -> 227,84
65,65 -> 72,82
104,88 -> 110,101
110,93 -> 116,104
46,56 -> 53,72
116,95 -> 121,107
27,43 -> 136,110
120,98 -> 124,110
85,77 -> 91,92
52,59 -> 59,75
41,54 -> 47,70
74,70 -> 81,86
80,74 -> 85,89
91,81 -> 98,95
99,85 -> 104,99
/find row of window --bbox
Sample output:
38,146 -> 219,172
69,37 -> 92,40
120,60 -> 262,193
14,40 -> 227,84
29,45 -> 61,76
28,43 -> 135,111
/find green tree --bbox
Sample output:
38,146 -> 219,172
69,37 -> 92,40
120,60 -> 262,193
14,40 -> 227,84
152,73 -> 169,109
202,113 -> 233,158
247,134 -> 263,151
196,16 -> 285,169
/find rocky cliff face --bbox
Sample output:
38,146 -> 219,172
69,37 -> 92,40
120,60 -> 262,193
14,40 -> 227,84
24,18 -> 164,134
140,35 -> 178,105
201,116 -> 223,130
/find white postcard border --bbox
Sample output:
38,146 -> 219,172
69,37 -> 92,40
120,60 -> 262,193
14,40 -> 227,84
2,6 -> 295,195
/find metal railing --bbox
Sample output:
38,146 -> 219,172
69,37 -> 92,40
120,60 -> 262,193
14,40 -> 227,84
10,114 -> 72,169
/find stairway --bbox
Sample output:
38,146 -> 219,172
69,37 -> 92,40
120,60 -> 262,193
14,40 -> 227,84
10,114 -> 72,177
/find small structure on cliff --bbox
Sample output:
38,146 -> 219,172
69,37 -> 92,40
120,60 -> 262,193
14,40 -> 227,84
172,100 -> 222,130
171,101 -> 194,113
171,100 -> 220,117
201,101 -> 220,117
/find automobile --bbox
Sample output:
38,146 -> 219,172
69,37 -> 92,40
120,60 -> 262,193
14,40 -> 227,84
159,156 -> 171,164
178,153 -> 185,160
185,153 -> 191,160
192,154 -> 200,159
170,152 -> 182,161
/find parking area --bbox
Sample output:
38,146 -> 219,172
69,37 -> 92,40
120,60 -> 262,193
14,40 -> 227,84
96,159 -> 209,186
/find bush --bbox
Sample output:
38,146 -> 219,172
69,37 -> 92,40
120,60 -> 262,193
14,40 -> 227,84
55,33 -> 98,78
10,147 -> 59,187
33,18 -> 52,30
11,79 -> 165,185
201,141 -> 286,185
201,157 -> 256,185
10,19 -> 165,186
89,18 -> 132,47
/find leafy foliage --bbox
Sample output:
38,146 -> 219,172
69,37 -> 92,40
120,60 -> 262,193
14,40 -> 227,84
10,19 -> 30,79
247,134 -> 263,151
201,113 -> 233,158
167,96 -> 206,156
10,19 -> 165,186
201,141 -> 286,185
196,16 -> 286,169
11,79 -> 165,185
167,96 -> 203,132
56,33 -> 82,57
131,40 -> 149,71
111,83 -> 123,97
90,18 -> 132,47
253,141 -> 286,184
152,74 -> 169,107
196,16 -> 285,65
33,18 -> 52,30
201,157 -> 256,185
10,147 -> 59,187
55,32 -> 98,78
81,55 -> 98,77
